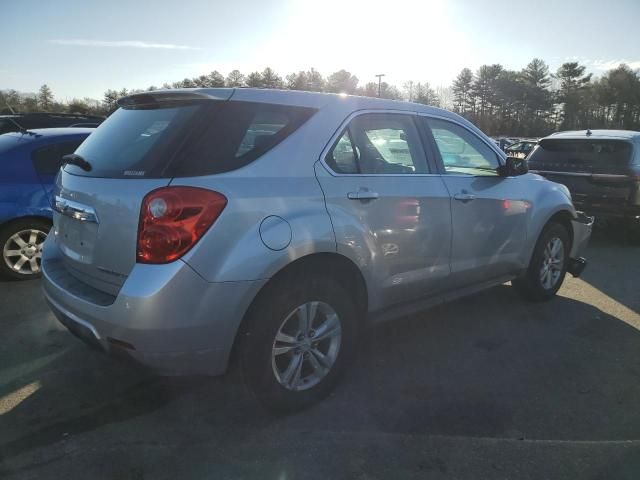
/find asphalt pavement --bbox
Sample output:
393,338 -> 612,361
1,230 -> 639,479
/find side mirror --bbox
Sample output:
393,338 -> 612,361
499,156 -> 528,177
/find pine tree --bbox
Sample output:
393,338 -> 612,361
37,84 -> 54,111
226,70 -> 245,87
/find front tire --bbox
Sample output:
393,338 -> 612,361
513,222 -> 570,302
240,273 -> 359,412
0,219 -> 50,280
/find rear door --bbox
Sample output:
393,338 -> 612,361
316,112 -> 452,308
421,116 -> 529,287
527,139 -> 635,215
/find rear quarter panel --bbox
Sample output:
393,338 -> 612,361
174,107 -> 345,282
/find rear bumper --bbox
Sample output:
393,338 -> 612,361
568,211 -> 594,277
41,241 -> 266,376
573,205 -> 640,223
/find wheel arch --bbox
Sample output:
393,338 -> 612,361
546,210 -> 574,249
227,252 -> 368,369
0,215 -> 52,233
524,207 -> 575,267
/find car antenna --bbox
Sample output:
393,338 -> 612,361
7,118 -> 38,136
4,100 -> 16,114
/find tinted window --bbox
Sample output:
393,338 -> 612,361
32,140 -> 86,175
326,114 -> 427,174
67,101 -> 316,178
326,131 -> 358,174
235,111 -> 288,157
506,141 -> 536,159
426,118 -> 500,176
0,119 -> 20,135
528,139 -> 633,172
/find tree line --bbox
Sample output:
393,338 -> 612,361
2,59 -> 639,137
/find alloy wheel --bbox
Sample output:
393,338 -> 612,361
271,301 -> 342,392
2,229 -> 47,275
539,236 -> 564,290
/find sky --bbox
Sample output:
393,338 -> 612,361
1,0 -> 639,100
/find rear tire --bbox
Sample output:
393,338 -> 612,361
0,219 -> 50,281
513,222 -> 570,302
240,272 -> 359,412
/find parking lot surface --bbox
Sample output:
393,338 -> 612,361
1,231 -> 639,479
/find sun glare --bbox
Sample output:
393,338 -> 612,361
261,0 -> 471,86
0,381 -> 41,415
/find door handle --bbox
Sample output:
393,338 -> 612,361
348,191 -> 379,201
453,193 -> 476,202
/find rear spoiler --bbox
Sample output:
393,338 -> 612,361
118,88 -> 235,108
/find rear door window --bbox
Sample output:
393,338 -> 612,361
326,113 -> 428,174
66,101 -> 316,178
32,140 -> 85,175
326,131 -> 359,174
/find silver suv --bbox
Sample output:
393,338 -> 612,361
42,88 -> 593,410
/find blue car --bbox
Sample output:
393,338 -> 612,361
1,128 -> 93,279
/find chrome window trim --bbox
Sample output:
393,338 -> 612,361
531,170 -> 590,178
318,109 -> 507,179
531,170 -> 631,180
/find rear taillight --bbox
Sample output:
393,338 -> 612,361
137,187 -> 227,264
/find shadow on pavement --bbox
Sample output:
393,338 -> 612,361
2,282 -> 640,479
579,226 -> 640,314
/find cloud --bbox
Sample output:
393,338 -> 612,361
590,59 -> 640,71
49,39 -> 201,50
565,56 -> 640,71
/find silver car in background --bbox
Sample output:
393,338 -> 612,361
42,88 -> 593,410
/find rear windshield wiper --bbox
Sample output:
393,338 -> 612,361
62,153 -> 92,172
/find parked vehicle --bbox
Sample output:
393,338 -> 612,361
492,137 -> 518,151
505,140 -> 537,158
0,128 -> 94,279
528,130 -> 640,240
41,89 -> 592,411
0,113 -> 104,135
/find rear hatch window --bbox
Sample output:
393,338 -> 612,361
528,139 -> 633,173
66,100 -> 316,178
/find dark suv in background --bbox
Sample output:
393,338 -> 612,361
528,130 -> 640,240
0,112 -> 104,135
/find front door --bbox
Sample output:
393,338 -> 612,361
421,117 -> 529,287
316,112 -> 452,310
